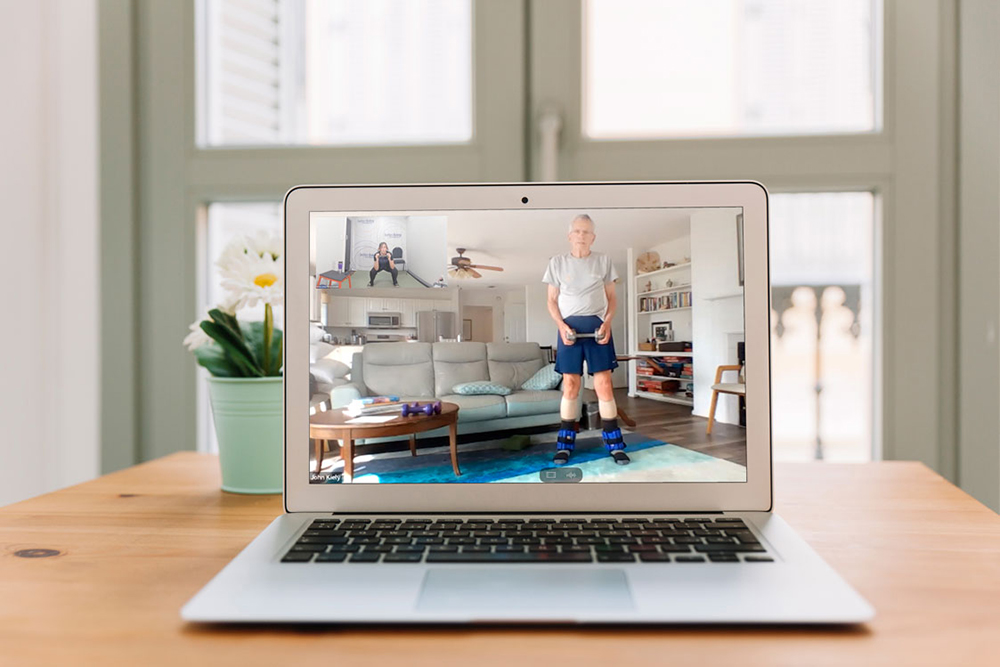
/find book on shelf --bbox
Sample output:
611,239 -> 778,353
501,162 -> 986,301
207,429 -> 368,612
638,290 -> 692,313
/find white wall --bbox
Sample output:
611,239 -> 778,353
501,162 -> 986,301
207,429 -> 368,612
459,288 -> 506,342
690,210 -> 744,424
958,0 -> 1000,512
0,0 -> 100,506
404,215 -> 447,284
648,236 -> 691,267
312,214 -> 347,275
525,283 -> 558,348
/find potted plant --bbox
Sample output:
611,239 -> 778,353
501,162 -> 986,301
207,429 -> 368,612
184,232 -> 283,494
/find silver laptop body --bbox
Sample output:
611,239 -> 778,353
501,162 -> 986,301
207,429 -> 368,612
182,181 -> 873,624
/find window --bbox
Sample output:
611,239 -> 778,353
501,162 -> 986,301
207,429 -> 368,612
199,202 -> 283,452
204,202 -> 282,314
769,192 -> 875,461
583,0 -> 880,139
128,1 -> 947,472
198,0 -> 473,146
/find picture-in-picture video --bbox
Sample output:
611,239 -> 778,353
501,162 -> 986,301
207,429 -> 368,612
308,208 -> 747,484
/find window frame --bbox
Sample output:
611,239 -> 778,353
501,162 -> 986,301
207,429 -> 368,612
126,0 -> 527,463
528,0 -> 958,472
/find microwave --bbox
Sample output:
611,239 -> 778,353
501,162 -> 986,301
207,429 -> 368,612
367,312 -> 402,329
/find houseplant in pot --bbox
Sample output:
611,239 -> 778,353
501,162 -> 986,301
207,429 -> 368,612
184,232 -> 283,494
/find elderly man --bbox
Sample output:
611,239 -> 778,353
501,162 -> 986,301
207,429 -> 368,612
542,214 -> 628,465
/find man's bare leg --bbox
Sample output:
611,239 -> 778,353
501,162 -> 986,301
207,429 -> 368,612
555,374 -> 582,465
594,370 -> 629,464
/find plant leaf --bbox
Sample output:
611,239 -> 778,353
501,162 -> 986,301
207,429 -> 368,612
241,321 -> 283,376
207,308 -> 261,368
208,308 -> 241,335
193,342 -> 240,377
201,320 -> 264,377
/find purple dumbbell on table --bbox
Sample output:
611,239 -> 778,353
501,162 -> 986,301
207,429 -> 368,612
401,401 -> 442,417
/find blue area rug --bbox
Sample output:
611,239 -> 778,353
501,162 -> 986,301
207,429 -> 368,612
333,433 -> 745,484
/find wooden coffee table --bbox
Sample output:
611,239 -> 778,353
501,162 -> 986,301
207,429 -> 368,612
309,401 -> 460,479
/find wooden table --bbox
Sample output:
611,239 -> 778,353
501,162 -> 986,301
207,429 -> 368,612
310,401 -> 460,478
1,455 -> 998,666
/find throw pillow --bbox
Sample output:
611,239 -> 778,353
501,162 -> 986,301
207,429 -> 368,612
452,380 -> 513,396
309,341 -> 335,363
311,359 -> 351,385
521,363 -> 562,391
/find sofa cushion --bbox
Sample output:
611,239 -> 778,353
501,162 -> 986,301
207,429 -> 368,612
311,358 -> 351,385
504,390 -> 563,417
432,342 -> 489,396
310,341 -> 335,363
312,377 -> 348,397
440,394 -> 508,422
487,342 -> 546,390
521,362 -> 561,391
362,342 -> 434,398
453,381 -> 512,396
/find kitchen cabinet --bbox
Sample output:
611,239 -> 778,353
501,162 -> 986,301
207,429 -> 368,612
324,297 -> 367,327
400,300 -> 416,327
366,298 -> 403,314
325,297 -> 350,326
348,298 -> 367,326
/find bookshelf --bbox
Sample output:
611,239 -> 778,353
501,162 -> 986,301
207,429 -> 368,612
627,254 -> 694,407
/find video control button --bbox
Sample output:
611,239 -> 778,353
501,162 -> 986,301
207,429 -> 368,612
538,467 -> 583,483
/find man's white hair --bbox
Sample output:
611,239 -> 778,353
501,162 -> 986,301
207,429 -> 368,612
569,214 -> 596,233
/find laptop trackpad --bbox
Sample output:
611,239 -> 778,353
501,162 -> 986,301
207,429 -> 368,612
417,569 -> 634,616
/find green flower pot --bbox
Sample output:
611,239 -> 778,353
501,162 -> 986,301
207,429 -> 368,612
207,376 -> 283,494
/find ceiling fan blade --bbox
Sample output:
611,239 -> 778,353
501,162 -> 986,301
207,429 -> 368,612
467,264 -> 504,272
468,267 -> 483,279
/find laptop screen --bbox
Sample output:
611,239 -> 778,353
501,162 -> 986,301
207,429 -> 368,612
307,207 -> 746,485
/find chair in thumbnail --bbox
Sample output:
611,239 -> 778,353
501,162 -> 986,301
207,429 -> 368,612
706,363 -> 745,435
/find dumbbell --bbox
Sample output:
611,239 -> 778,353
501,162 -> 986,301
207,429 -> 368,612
565,330 -> 600,343
401,401 -> 443,417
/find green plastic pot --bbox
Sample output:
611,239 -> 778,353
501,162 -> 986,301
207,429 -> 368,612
207,376 -> 283,494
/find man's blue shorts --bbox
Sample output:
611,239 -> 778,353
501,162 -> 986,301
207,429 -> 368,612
555,315 -> 619,376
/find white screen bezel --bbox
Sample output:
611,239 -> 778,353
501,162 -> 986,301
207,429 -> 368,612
284,182 -> 771,513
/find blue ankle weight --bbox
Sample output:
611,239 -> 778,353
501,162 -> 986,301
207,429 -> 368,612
602,428 -> 626,452
556,428 -> 576,451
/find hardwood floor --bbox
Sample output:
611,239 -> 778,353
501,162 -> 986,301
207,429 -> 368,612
608,388 -> 747,467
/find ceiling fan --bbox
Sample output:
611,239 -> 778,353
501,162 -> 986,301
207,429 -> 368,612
447,248 -> 504,280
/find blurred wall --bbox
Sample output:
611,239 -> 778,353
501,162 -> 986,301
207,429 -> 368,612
958,0 -> 1000,512
0,0 -> 100,505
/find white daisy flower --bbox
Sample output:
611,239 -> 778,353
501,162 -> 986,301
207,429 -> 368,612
220,251 -> 284,310
245,230 -> 282,261
217,232 -> 282,271
183,320 -> 211,351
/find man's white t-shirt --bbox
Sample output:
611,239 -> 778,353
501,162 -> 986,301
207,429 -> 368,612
542,251 -> 619,318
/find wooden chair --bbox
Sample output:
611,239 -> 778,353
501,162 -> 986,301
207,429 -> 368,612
706,364 -> 745,434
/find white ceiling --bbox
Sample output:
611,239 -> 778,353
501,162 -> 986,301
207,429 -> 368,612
441,208 -> 695,287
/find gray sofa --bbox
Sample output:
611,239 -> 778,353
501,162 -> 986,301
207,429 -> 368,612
330,341 -> 564,440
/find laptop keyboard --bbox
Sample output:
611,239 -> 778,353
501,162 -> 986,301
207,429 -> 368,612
280,517 -> 773,564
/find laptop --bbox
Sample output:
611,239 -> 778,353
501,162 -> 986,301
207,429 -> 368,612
182,181 -> 874,624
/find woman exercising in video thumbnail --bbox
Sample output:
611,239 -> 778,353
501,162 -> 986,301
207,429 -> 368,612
370,241 -> 399,286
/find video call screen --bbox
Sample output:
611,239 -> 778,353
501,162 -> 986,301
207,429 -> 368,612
307,207 -> 746,484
